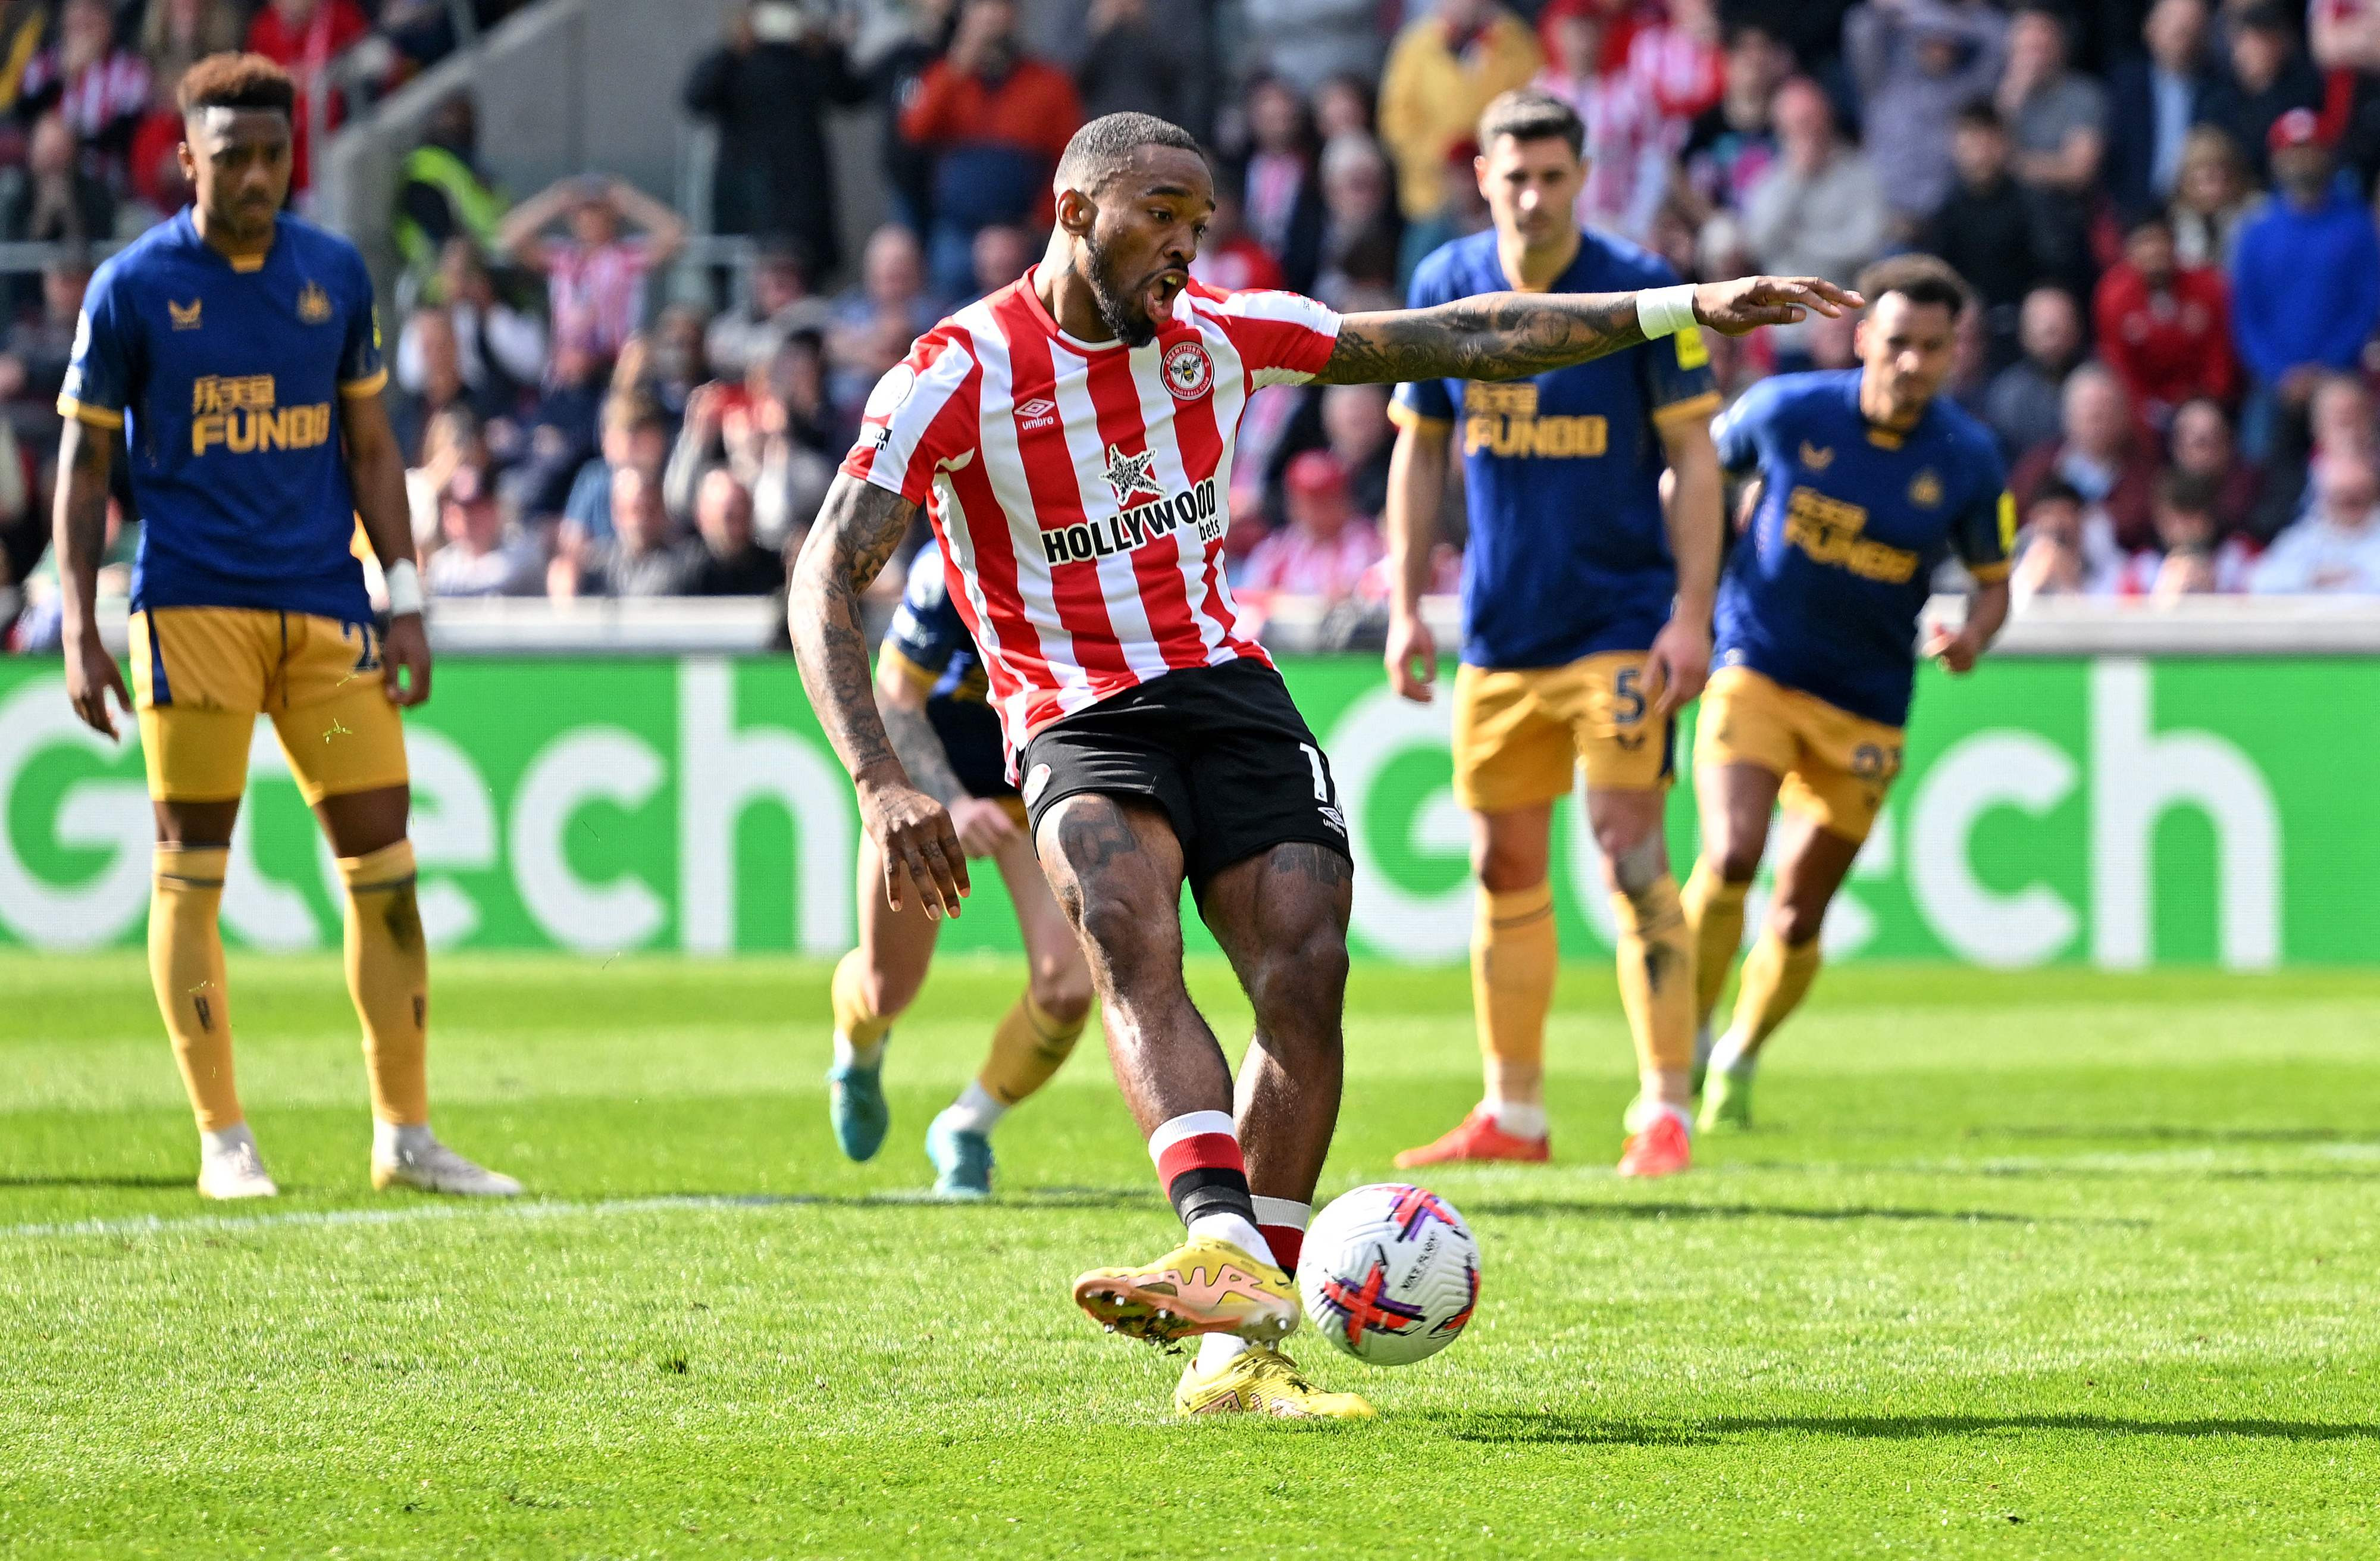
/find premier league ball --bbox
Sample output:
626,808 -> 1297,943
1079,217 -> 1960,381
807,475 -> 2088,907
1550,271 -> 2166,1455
1295,1183 -> 1480,1366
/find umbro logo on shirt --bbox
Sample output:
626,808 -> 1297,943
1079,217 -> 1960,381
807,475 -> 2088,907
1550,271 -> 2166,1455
1016,397 -> 1058,431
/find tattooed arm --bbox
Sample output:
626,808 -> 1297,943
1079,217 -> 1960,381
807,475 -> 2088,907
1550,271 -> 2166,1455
790,474 -> 970,916
54,416 -> 131,738
874,656 -> 1023,859
1314,275 -> 1862,387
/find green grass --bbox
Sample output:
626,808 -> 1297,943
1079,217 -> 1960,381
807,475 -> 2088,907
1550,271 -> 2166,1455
5,952 -> 2379,1559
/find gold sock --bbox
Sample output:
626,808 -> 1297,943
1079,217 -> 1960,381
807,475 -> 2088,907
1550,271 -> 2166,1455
1472,880 -> 1556,1106
1611,874 -> 1695,1109
978,989 -> 1089,1106
831,947 -> 895,1050
150,846 -> 241,1131
339,841 -> 428,1126
1681,861 -> 1748,1031
1730,931 -> 1823,1060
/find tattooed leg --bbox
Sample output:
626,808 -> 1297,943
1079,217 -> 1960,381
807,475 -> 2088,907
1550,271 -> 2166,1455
1034,793 -> 1233,1135
1201,843 -> 1355,1212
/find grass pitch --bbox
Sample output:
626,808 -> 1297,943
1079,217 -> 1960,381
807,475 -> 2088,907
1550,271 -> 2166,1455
4,952 -> 2378,1559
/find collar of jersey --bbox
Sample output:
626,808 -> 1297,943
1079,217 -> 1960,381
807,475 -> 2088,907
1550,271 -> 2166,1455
178,207 -> 278,274
1849,370 -> 1933,445
1016,263 -> 1143,355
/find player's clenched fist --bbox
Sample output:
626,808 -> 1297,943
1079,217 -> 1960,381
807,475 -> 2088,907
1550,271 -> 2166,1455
860,777 -> 970,918
382,614 -> 433,706
1692,276 -> 1864,336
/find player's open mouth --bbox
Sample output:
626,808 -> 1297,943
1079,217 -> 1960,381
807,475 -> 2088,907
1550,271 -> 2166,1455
1147,270 -> 1187,314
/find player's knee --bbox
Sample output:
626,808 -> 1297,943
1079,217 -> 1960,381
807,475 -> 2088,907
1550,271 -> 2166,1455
1706,834 -> 1765,885
1029,951 -> 1095,1027
1598,825 -> 1666,897
1472,835 -> 1546,894
1245,921 -> 1349,1046
1767,897 -> 1825,948
861,965 -> 924,1020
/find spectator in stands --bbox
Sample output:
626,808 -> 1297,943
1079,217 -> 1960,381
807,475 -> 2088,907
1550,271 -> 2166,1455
2168,396 -> 2262,536
1319,383 -> 1395,520
126,66 -> 195,223
898,0 -> 1082,299
1397,137 -> 1491,283
1996,4 -> 2103,295
2009,476 -> 2112,600
1189,184 -> 1287,293
1986,284 -> 2084,459
672,334 -> 840,552
684,2 -> 868,280
1532,1 -> 1668,243
642,306 -> 710,425
0,254 -> 89,414
553,465 -> 697,600
1242,0 -> 1388,92
406,405 -> 484,548
2014,362 -> 2162,552
2249,370 -> 2378,538
378,0 -> 466,83
390,307 -> 474,464
2168,123 -> 2260,270
1313,132 -> 1402,310
21,0 -> 151,186
827,223 -> 938,401
246,0 -> 371,195
1922,104 -> 2049,365
2112,469 -> 2255,597
2106,0 -> 2215,222
499,174 -> 687,365
1242,451 -> 1383,599
1236,76 -> 1325,294
0,1 -> 46,142
1313,72 -> 1376,142
1679,24 -> 1786,227
1843,0 -> 2006,233
1076,0 -> 1203,129
2196,5 -> 2322,183
2,111 -> 115,254
2230,111 -> 2380,460
2250,450 -> 2380,592
1379,0 -> 1540,223
2094,212 -> 2237,429
424,464 -> 540,599
1624,0 -> 1725,130
397,239 -> 543,428
513,342 -> 609,518
968,222 -> 1034,303
393,93 -> 508,296
687,467 -> 784,596
563,393 -> 673,543
707,244 -> 832,383
1742,78 -> 1888,365
140,0 -> 246,89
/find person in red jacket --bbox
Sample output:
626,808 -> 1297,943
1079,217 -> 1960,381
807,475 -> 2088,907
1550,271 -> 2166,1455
2093,211 -> 2239,428
898,0 -> 1082,298
246,0 -> 373,194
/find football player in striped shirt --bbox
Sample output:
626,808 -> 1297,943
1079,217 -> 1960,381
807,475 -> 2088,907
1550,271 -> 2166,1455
790,110 -> 1853,1419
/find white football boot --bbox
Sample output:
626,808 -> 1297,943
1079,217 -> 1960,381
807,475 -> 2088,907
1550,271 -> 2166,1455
197,1127 -> 278,1200
371,1127 -> 523,1197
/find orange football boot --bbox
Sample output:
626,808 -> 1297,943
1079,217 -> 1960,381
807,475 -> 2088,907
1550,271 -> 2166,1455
1615,1109 -> 1692,1178
1393,1107 -> 1550,1168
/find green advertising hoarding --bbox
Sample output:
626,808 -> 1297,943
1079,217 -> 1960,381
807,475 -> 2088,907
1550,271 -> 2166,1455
1,653 -> 2371,965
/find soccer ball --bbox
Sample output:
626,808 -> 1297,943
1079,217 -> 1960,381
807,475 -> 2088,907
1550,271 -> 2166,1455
1295,1183 -> 1480,1366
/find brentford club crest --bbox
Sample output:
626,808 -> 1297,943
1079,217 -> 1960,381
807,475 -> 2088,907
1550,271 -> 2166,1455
1101,443 -> 1164,506
1161,340 -> 1214,401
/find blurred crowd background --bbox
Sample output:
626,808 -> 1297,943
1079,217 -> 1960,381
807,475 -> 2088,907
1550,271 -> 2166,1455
11,0 -> 2380,652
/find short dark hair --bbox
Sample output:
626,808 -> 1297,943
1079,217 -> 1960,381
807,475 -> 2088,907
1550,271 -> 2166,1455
2233,3 -> 2291,37
1055,112 -> 1207,194
179,52 -> 296,117
2125,210 -> 2175,242
1856,252 -> 1971,319
1477,87 -> 1585,159
2032,477 -> 2085,509
1955,101 -> 2004,133
2156,469 -> 2221,514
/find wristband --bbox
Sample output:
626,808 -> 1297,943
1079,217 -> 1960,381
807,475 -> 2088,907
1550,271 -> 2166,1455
1635,284 -> 1698,340
384,559 -> 424,617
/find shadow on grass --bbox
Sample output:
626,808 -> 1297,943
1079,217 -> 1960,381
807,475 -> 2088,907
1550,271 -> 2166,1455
1430,1410 -> 2380,1446
1460,1197 -> 2146,1228
0,1174 -> 195,1190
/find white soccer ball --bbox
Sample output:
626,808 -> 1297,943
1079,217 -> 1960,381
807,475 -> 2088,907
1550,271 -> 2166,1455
1295,1182 -> 1480,1366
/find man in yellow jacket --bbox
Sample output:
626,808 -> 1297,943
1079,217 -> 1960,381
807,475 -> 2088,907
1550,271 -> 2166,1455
1379,0 -> 1543,220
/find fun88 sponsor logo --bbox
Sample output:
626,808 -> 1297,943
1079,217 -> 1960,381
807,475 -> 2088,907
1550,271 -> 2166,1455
1039,477 -> 1222,564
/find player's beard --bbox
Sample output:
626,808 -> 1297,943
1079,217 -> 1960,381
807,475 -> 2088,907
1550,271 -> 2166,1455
1083,229 -> 1161,349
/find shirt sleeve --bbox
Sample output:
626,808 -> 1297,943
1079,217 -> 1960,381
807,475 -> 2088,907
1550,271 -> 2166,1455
1952,437 -> 2016,583
58,259 -> 134,429
1389,259 -> 1456,428
1709,378 -> 1777,477
839,327 -> 979,508
1201,285 -> 1343,389
1640,298 -> 1720,424
338,245 -> 387,396
881,545 -> 963,693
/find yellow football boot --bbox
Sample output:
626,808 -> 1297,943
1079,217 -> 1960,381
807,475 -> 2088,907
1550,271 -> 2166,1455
1072,1235 -> 1299,1345
1175,1346 -> 1376,1419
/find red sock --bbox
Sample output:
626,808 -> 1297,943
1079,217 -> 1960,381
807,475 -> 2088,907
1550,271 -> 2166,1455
1148,1110 -> 1254,1227
1251,1194 -> 1310,1274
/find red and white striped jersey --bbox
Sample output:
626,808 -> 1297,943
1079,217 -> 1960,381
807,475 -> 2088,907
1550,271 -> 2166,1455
840,268 -> 1341,762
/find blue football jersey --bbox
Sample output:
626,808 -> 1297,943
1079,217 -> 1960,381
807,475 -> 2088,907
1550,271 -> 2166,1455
61,210 -> 386,623
883,542 -> 1013,800
1392,229 -> 1720,669
1711,370 -> 2014,727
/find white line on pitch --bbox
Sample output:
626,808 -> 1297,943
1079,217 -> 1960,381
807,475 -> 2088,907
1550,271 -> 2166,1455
4,1191 -> 869,1243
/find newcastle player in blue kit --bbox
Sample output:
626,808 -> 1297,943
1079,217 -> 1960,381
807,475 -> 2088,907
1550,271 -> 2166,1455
1387,90 -> 1724,1179
1681,255 -> 2014,1129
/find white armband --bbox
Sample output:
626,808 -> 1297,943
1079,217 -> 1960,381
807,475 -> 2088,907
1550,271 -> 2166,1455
384,559 -> 424,617
1634,284 -> 1699,340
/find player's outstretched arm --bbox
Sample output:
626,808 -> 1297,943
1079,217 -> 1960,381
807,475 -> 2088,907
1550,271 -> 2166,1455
790,474 -> 969,917
1315,276 -> 1862,387
52,417 -> 130,739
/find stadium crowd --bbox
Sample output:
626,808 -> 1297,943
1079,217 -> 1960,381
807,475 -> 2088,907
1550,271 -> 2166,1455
12,0 -> 2380,652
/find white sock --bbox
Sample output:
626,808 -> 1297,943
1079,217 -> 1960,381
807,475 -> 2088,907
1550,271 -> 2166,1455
833,1033 -> 885,1070
1627,1098 -> 1695,1137
374,1120 -> 435,1162
1706,1025 -> 1752,1076
1186,1210 -> 1275,1267
937,1081 -> 1007,1137
199,1122 -> 258,1158
1487,1098 -> 1548,1139
1195,1331 -> 1255,1373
